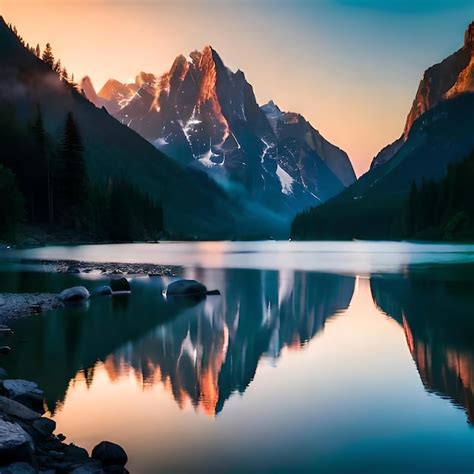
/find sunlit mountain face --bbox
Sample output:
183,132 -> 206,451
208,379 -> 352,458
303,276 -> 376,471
370,265 -> 474,424
1,269 -> 355,416
81,47 -> 355,216
371,21 -> 474,169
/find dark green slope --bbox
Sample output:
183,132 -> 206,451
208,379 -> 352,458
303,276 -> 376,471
291,93 -> 474,240
0,17 -> 283,239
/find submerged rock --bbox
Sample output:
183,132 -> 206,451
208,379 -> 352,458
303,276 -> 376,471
166,279 -> 207,297
92,286 -> 113,297
59,287 -> 90,303
0,420 -> 34,464
110,279 -> 130,293
91,441 -> 127,467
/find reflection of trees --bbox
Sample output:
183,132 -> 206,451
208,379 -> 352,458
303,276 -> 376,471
4,269 -> 355,416
370,265 -> 474,424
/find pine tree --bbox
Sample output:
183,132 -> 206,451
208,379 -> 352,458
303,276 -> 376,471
42,43 -> 55,69
61,67 -> 69,83
31,106 -> 55,224
35,44 -> 41,57
53,59 -> 61,75
56,113 -> 88,228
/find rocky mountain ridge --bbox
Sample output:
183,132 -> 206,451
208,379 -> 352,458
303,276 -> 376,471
81,46 -> 356,215
371,21 -> 474,169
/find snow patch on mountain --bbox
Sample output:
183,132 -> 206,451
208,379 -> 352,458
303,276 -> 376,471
276,165 -> 294,195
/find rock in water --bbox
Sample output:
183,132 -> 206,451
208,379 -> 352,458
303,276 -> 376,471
59,287 -> 90,302
32,417 -> 56,438
0,420 -> 34,464
91,441 -> 128,467
0,346 -> 11,355
64,443 -> 89,460
110,278 -> 130,293
166,280 -> 207,297
92,286 -> 113,297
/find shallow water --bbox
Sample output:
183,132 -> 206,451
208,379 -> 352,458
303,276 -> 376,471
1,242 -> 474,473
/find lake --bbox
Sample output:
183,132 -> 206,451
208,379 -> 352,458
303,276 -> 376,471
1,241 -> 474,473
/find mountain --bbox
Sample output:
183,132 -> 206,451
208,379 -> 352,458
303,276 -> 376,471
0,17 -> 283,239
82,47 -> 355,215
371,21 -> 474,169
292,21 -> 474,241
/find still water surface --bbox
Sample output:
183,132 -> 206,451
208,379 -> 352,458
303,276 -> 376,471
1,241 -> 474,473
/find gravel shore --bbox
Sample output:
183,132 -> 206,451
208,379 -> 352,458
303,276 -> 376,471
0,294 -> 63,324
19,259 -> 182,277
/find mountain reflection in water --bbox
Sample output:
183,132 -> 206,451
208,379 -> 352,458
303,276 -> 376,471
371,264 -> 474,425
4,268 -> 355,416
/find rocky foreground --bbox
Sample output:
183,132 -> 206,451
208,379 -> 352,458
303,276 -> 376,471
0,369 -> 128,473
0,269 -> 213,472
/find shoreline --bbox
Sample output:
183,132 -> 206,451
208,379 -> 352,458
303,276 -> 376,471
13,258 -> 182,277
0,260 -> 183,323
0,293 -> 63,325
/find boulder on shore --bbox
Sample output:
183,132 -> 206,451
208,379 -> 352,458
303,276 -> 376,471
166,279 -> 207,297
110,278 -> 130,293
0,396 -> 41,421
91,441 -> 128,467
32,417 -> 56,439
59,287 -> 90,303
0,420 -> 34,464
2,380 -> 45,413
3,380 -> 44,399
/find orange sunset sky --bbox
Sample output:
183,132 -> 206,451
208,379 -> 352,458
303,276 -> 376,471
1,0 -> 473,175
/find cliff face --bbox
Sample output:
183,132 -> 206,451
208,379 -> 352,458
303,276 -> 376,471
371,21 -> 474,169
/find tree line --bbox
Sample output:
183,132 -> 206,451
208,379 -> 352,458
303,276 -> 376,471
403,151 -> 474,240
0,106 -> 163,242
0,23 -> 163,242
291,150 -> 474,242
